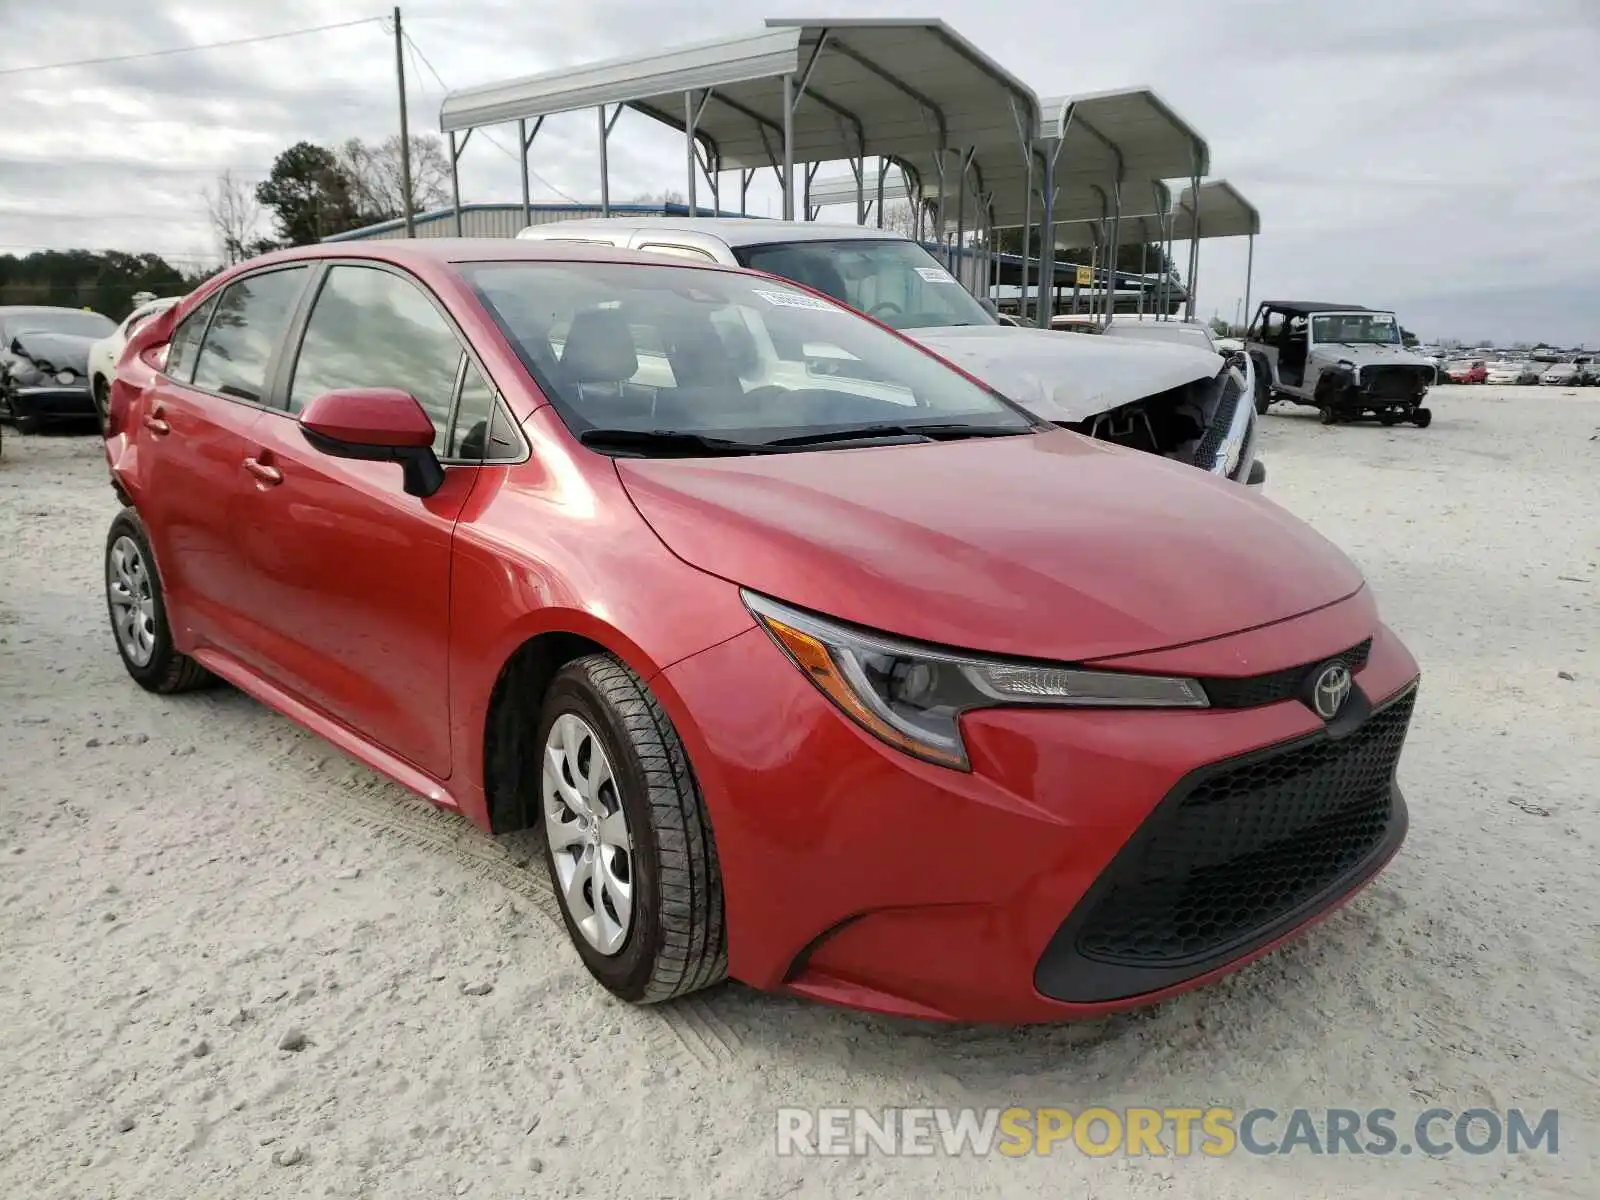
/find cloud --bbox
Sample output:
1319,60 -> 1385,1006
1,0 -> 1596,342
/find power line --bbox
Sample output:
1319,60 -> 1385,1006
399,29 -> 582,204
0,16 -> 384,78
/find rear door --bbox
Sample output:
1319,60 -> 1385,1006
134,266 -> 313,654
229,262 -> 518,778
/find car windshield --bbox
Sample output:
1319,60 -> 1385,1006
4,309 -> 115,339
1311,311 -> 1400,345
464,260 -> 1033,453
731,238 -> 996,331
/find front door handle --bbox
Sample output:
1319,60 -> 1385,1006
243,456 -> 283,487
143,414 -> 170,435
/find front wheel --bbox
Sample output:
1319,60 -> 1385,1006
1412,407 -> 1433,428
538,654 -> 727,1004
104,510 -> 214,693
1318,406 -> 1339,425
93,378 -> 111,435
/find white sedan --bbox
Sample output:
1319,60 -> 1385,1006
87,295 -> 181,428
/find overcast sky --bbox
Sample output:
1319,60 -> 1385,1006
3,0 -> 1597,343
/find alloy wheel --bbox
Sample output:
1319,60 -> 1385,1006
107,535 -> 157,667
542,712 -> 634,955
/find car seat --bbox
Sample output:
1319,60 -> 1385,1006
558,308 -> 655,424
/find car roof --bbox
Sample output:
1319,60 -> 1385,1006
518,217 -> 912,248
1259,301 -> 1376,315
0,304 -> 108,315
238,237 -> 764,272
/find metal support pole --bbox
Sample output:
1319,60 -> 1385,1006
393,6 -> 414,237
1106,179 -> 1122,326
1186,171 -> 1201,320
685,91 -> 698,216
1242,232 -> 1254,339
448,129 -> 461,235
1036,163 -> 1056,328
954,154 -> 969,287
740,169 -> 754,216
1021,156 -> 1034,323
518,119 -> 530,229
598,106 -> 611,217
781,74 -> 796,220
875,159 -> 887,229
1138,239 -> 1147,317
934,152 -> 949,268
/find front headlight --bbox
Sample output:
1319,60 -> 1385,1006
743,591 -> 1208,769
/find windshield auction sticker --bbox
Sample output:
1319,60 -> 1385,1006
753,290 -> 839,311
915,267 -> 956,283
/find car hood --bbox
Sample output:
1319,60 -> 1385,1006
1309,343 -> 1436,369
8,330 -> 94,374
904,324 -> 1222,422
617,429 -> 1364,663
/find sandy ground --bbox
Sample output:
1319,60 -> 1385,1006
1,385 -> 1597,1199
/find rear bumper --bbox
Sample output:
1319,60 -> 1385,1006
657,601 -> 1420,1023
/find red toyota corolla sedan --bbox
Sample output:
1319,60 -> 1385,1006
102,240 -> 1418,1023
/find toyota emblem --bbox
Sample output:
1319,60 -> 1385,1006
1311,662 -> 1353,721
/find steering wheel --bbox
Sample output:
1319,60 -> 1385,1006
868,300 -> 903,318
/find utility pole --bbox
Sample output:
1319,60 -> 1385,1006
394,6 -> 415,237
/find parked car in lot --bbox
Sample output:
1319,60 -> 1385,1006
1485,360 -> 1540,385
103,239 -> 1419,1022
87,296 -> 181,431
1538,362 -> 1584,387
0,305 -> 116,432
1246,301 -> 1437,426
1444,359 -> 1487,384
517,218 -> 1261,489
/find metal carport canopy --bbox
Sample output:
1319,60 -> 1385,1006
438,18 -> 1039,222
1049,180 -> 1259,248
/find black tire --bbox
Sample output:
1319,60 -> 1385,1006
1412,407 -> 1433,428
537,654 -> 726,1004
1379,412 -> 1399,426
104,509 -> 214,693
1253,365 -> 1272,414
1318,406 -> 1338,426
93,377 -> 110,435
14,410 -> 40,435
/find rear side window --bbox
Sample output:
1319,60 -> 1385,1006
191,267 -> 310,403
163,295 -> 219,384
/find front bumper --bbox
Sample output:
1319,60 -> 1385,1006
659,591 -> 1420,1023
9,384 -> 96,421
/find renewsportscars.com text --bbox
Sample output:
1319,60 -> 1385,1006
774,1106 -> 1559,1158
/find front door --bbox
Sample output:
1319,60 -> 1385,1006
228,263 -> 501,780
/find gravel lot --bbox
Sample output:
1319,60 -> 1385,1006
1,386 -> 1596,1199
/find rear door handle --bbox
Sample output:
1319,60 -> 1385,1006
243,456 -> 283,487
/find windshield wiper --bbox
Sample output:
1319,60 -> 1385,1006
762,422 -> 1030,449
578,428 -> 775,457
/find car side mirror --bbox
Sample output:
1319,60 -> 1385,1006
297,387 -> 444,498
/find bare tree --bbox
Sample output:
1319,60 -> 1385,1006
879,200 -> 920,238
203,169 -> 266,264
335,134 -> 452,222
629,190 -> 687,207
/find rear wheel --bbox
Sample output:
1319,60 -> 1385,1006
537,655 -> 726,1004
104,510 -> 214,693
1412,407 -> 1433,428
1318,406 -> 1338,426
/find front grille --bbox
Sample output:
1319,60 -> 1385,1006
1202,638 -> 1371,709
1035,687 -> 1414,1002
1363,367 -> 1426,400
1078,689 -> 1412,965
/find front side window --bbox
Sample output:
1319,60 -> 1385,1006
191,268 -> 311,402
1311,311 -> 1400,345
288,265 -> 471,456
734,239 -> 994,331
464,259 -> 1034,453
